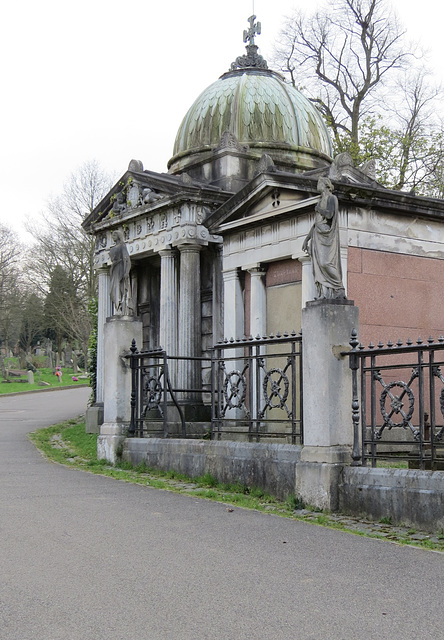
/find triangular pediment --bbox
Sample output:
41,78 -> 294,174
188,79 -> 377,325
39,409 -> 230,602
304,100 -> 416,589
83,165 -> 230,232
207,171 -> 321,234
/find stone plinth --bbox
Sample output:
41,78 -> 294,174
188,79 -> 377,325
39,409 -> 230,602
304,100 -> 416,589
296,298 -> 358,511
98,315 -> 143,463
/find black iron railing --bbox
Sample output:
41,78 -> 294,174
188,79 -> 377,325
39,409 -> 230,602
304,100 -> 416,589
345,330 -> 444,469
212,332 -> 303,443
127,331 -> 303,444
128,342 -> 212,438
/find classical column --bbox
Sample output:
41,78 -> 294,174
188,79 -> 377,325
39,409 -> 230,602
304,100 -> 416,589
212,246 -> 224,344
222,268 -> 245,419
248,266 -> 267,338
159,249 -> 178,357
96,267 -> 112,404
222,268 -> 244,341
298,254 -> 316,308
247,266 -> 267,422
178,244 -> 202,400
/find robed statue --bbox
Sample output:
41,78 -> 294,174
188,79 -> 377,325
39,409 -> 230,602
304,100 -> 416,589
109,230 -> 132,315
302,177 -> 346,300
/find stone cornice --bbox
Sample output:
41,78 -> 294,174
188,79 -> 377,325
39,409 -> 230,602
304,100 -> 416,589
207,170 -> 444,234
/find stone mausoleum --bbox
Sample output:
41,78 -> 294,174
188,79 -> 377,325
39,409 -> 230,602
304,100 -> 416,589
83,16 -> 444,458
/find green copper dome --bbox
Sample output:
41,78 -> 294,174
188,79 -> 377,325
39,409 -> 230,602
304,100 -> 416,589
168,67 -> 333,175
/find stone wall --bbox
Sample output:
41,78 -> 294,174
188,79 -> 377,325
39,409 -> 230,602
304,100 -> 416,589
339,466 -> 444,532
123,438 -> 302,501
122,437 -> 444,531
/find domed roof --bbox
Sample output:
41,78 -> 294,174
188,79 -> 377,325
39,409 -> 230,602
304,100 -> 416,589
168,16 -> 333,178
171,69 -> 332,161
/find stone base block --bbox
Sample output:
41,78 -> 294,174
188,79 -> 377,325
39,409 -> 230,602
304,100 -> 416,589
85,404 -> 103,434
97,435 -> 125,464
296,460 -> 344,511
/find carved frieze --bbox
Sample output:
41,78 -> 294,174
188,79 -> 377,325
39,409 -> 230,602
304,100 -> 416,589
160,212 -> 168,230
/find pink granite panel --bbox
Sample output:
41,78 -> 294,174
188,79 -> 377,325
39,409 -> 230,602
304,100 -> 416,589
266,259 -> 302,287
361,249 -> 444,282
347,246 -> 362,274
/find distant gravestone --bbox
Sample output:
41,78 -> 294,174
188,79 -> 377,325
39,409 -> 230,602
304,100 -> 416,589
72,352 -> 79,373
65,345 -> 73,366
27,370 -> 34,384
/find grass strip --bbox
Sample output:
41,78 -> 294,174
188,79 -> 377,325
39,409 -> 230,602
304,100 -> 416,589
28,418 -> 444,552
1,367 -> 89,394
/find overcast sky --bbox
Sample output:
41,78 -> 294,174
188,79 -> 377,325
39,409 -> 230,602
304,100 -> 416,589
2,0 -> 444,243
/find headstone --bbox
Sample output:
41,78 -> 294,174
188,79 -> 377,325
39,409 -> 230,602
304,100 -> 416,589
72,352 -> 78,373
27,370 -> 34,384
65,345 -> 73,366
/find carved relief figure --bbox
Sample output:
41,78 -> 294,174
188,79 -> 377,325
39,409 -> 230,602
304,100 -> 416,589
302,177 -> 346,300
143,187 -> 162,204
109,230 -> 132,315
112,191 -> 126,215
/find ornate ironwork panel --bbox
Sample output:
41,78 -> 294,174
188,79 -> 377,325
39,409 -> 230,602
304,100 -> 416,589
344,332 -> 444,469
127,332 -> 302,444
212,333 -> 303,444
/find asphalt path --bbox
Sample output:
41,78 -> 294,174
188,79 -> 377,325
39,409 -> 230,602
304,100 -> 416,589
0,388 -> 443,640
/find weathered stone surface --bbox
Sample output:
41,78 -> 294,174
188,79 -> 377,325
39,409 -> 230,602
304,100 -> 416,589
85,405 -> 103,434
124,438 -> 302,500
339,466 -> 444,532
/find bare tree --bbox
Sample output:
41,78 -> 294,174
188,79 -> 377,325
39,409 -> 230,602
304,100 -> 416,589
0,225 -> 23,375
26,160 -> 114,362
354,73 -> 444,194
273,0 -> 409,153
26,159 -> 114,302
272,0 -> 444,193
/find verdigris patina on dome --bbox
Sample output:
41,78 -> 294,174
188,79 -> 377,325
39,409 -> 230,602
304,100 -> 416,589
168,16 -> 332,182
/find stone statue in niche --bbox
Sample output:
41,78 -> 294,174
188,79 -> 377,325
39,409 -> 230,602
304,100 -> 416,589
302,177 -> 346,300
109,230 -> 132,315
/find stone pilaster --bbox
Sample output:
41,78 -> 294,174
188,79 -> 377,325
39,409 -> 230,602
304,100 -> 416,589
298,255 -> 316,307
96,267 -> 111,404
248,266 -> 267,338
222,268 -> 244,340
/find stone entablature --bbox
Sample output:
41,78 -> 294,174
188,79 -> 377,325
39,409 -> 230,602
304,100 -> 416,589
85,166 -> 228,268
347,208 -> 444,260
92,202 -> 223,269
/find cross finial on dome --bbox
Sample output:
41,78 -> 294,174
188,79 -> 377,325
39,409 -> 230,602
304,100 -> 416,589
243,15 -> 261,47
230,16 -> 268,71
